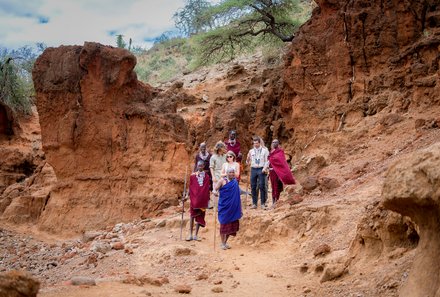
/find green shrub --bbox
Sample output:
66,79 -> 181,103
0,57 -> 33,114
0,45 -> 43,115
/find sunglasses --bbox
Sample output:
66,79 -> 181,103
226,155 -> 234,158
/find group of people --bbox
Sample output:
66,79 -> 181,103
186,131 -> 296,250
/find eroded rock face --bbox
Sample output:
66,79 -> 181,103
272,0 -> 440,158
23,0 -> 439,235
382,142 -> 440,297
32,43 -> 190,233
0,104 -> 13,136
0,105 -> 45,224
0,104 -> 39,196
0,162 -> 56,224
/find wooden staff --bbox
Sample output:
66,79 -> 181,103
245,184 -> 249,209
213,190 -> 218,251
180,166 -> 188,241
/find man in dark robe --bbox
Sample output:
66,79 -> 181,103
186,161 -> 211,241
225,130 -> 242,163
267,139 -> 296,206
213,167 -> 242,250
194,142 -> 212,190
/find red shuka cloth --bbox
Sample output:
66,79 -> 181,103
269,170 -> 284,202
189,172 -> 210,209
268,148 -> 296,185
225,139 -> 242,162
190,208 -> 206,227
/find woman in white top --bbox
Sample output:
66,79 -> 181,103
210,141 -> 227,184
221,151 -> 240,182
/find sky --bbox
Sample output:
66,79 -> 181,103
0,0 -> 187,49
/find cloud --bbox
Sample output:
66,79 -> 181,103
0,0 -> 185,49
0,0 -> 44,18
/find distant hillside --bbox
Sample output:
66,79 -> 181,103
134,37 -> 195,86
134,0 -> 315,86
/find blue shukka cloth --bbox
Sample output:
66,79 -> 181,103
218,179 -> 242,224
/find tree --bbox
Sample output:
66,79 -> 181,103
195,0 -> 303,64
128,38 -> 133,51
116,34 -> 127,49
0,45 -> 42,114
173,0 -> 213,36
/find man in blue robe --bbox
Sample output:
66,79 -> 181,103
213,167 -> 242,250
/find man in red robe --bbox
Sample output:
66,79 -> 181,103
193,142 -> 212,190
187,161 -> 211,241
267,139 -> 296,206
225,130 -> 242,162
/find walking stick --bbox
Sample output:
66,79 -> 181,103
245,184 -> 249,210
180,166 -> 188,241
213,191 -> 217,251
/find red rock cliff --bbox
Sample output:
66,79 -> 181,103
28,0 -> 439,233
269,0 -> 440,157
32,43 -> 190,233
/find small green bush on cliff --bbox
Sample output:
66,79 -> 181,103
134,37 -> 195,86
0,45 -> 44,114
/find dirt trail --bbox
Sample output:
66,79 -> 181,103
26,170 -> 391,296
37,208 -> 301,297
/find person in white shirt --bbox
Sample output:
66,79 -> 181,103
221,151 -> 240,182
246,136 -> 269,209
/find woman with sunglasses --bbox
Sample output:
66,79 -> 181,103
221,151 -> 240,182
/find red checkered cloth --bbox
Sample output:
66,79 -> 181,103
220,220 -> 239,236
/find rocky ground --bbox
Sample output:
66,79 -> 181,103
0,200 -> 415,297
2,120 -> 439,296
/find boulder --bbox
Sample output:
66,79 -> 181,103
302,176 -> 319,192
0,270 -> 40,297
71,276 -> 96,286
211,286 -> 224,293
313,244 -> 331,257
320,264 -> 346,283
382,142 -> 440,297
319,177 -> 340,191
175,284 -> 192,294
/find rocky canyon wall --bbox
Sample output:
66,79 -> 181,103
268,0 -> 439,159
31,43 -> 190,233
0,105 -> 47,225
2,0 -> 438,234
